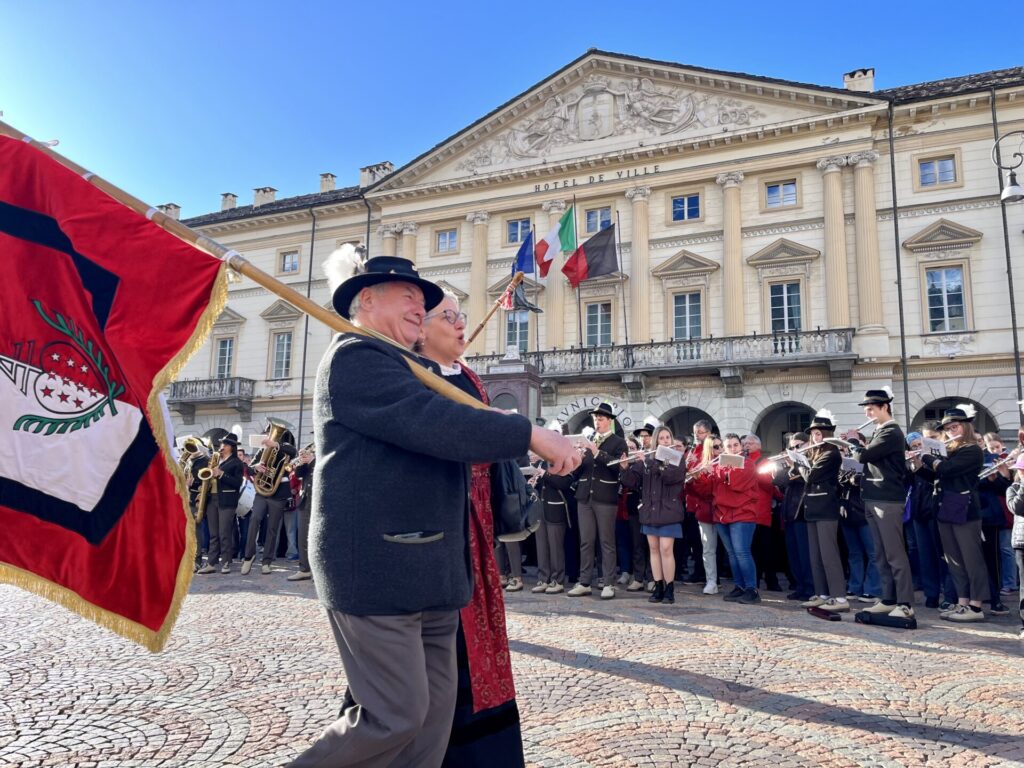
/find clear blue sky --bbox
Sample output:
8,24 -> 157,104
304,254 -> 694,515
2,1 -> 1016,218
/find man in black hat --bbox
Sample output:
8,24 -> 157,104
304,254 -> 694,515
852,388 -> 915,621
196,432 -> 244,574
288,247 -> 579,768
567,401 -> 629,600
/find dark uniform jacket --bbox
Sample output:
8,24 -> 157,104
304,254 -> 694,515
620,457 -> 686,527
772,464 -> 805,523
918,443 -> 984,523
212,454 -> 244,510
252,441 -> 297,501
310,334 -> 532,616
855,421 -> 907,503
574,432 -> 628,505
187,454 -> 209,506
799,444 -> 842,522
536,462 -> 574,525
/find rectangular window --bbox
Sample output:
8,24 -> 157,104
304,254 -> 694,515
670,193 -> 701,222
586,302 -> 612,347
919,156 -> 957,188
770,282 -> 802,333
585,206 -> 612,233
673,292 -> 702,339
279,250 -> 299,274
765,180 -> 798,208
271,331 -> 293,379
506,218 -> 531,245
926,266 -> 966,332
506,310 -> 529,353
436,228 -> 458,253
215,338 -> 234,379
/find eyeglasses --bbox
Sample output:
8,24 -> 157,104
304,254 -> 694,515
425,309 -> 467,326
712,444 -> 723,450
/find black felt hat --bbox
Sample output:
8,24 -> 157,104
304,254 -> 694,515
858,388 -> 893,407
331,256 -> 444,320
220,432 -> 239,447
808,411 -> 837,434
940,404 -> 976,427
590,401 -> 618,420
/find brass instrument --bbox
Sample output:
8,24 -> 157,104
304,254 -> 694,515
179,436 -> 211,478
283,442 -> 316,473
196,451 -> 220,523
250,417 -> 295,497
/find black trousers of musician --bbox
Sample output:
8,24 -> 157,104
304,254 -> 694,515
205,495 -> 237,566
627,514 -> 650,582
245,495 -> 288,565
938,519 -> 989,603
981,523 -> 1004,607
866,501 -> 915,605
534,519 -> 566,586
577,500 -> 617,587
807,520 -> 846,599
678,513 -> 705,582
753,520 -> 783,590
297,497 -> 312,573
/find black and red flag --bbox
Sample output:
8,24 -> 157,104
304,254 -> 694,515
561,224 -> 617,288
0,133 -> 226,651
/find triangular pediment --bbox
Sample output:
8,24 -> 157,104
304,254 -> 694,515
259,299 -> 303,322
902,218 -> 983,253
213,306 -> 246,328
435,280 -> 469,302
487,274 -> 545,298
371,51 -> 883,191
747,238 -> 820,266
652,249 -> 721,279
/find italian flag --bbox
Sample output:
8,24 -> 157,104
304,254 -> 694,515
535,206 -> 575,278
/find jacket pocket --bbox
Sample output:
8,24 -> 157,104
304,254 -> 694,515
382,531 -> 444,545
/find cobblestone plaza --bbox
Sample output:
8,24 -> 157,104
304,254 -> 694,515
2,573 -> 1024,768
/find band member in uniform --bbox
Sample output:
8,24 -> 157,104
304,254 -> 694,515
240,421 -> 298,576
568,402 -> 628,600
621,418 -> 659,591
288,445 -> 316,581
798,410 -> 850,614
853,388 -> 915,621
182,438 -> 210,572
530,449 -> 574,594
912,405 -> 988,621
197,433 -> 244,574
287,251 -> 578,768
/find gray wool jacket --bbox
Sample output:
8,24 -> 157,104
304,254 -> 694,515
309,333 -> 532,616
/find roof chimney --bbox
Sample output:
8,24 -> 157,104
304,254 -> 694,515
253,186 -> 277,206
843,68 -> 875,93
320,172 -> 336,193
359,161 -> 394,188
221,192 -> 237,211
157,203 -> 180,220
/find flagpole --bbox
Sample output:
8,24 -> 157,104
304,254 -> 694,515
0,119 -> 488,412
572,195 -> 584,372
465,271 -> 526,347
531,229 -> 540,355
615,211 -> 630,349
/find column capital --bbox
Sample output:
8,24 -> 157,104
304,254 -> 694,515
625,185 -> 651,202
376,223 -> 400,239
846,151 -> 880,168
400,221 -> 419,235
541,199 -> 566,214
715,171 -> 745,188
466,210 -> 490,225
816,155 -> 848,174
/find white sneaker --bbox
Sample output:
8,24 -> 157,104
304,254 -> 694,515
861,600 -> 896,615
702,582 -> 719,595
801,596 -> 827,608
600,585 -> 615,600
286,571 -> 312,581
626,579 -> 644,592
261,564 -> 272,575
220,562 -> 231,574
617,572 -> 630,586
240,558 -> 253,576
196,564 -> 216,575
888,604 -> 914,619
531,581 -> 548,593
566,583 -> 592,597
544,582 -> 564,594
821,598 -> 851,613
505,577 -> 523,592
945,605 -> 985,622
646,580 -> 656,592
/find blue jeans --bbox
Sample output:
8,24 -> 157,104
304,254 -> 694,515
717,522 -> 757,590
912,517 -> 950,601
842,523 -> 881,596
784,519 -> 814,597
1000,529 -> 1017,591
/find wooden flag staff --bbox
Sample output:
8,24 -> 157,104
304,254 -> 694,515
0,119 -> 486,411
464,271 -> 525,347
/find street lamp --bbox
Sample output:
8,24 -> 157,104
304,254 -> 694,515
990,125 -> 1024,424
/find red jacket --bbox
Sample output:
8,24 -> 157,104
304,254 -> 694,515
712,457 -> 762,525
746,450 -> 777,527
684,445 -> 715,523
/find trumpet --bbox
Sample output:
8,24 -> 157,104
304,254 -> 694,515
284,443 -> 316,473
606,444 -> 686,467
761,441 -> 823,465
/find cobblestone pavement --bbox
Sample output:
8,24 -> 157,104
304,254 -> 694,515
3,568 -> 1024,768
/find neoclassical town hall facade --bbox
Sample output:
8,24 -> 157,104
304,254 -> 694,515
166,50 -> 1024,451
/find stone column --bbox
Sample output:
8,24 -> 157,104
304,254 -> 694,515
716,171 -> 745,337
466,211 -> 490,354
625,186 -> 651,343
400,222 -> 418,264
816,156 -> 851,328
542,199 -> 567,349
847,151 -> 886,336
377,224 -> 399,257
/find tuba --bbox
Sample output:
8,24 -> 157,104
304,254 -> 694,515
251,417 -> 294,497
179,436 -> 211,479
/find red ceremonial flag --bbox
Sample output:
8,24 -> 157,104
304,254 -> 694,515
0,134 -> 226,651
498,282 -> 515,310
561,224 -> 617,289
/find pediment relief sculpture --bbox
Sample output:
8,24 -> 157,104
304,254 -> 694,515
902,218 -> 983,254
652,249 -> 721,280
259,299 -> 303,322
212,306 -> 246,328
746,238 -> 820,267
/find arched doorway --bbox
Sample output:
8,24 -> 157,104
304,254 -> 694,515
662,407 -> 719,446
564,409 -> 627,438
752,401 -> 816,455
912,397 -> 999,436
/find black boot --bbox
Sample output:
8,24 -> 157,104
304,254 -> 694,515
648,580 -> 665,603
663,581 -> 675,604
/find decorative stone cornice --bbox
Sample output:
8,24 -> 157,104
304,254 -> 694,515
715,171 -> 745,188
466,210 -> 490,225
541,199 -> 567,214
816,155 -> 848,174
400,221 -> 419,236
847,150 -> 879,168
625,186 -> 651,202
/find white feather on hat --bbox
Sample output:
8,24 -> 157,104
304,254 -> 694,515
1018,399 -> 1024,416
882,386 -> 893,399
955,403 -> 977,419
643,415 -> 660,429
814,408 -> 835,422
323,243 -> 367,294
